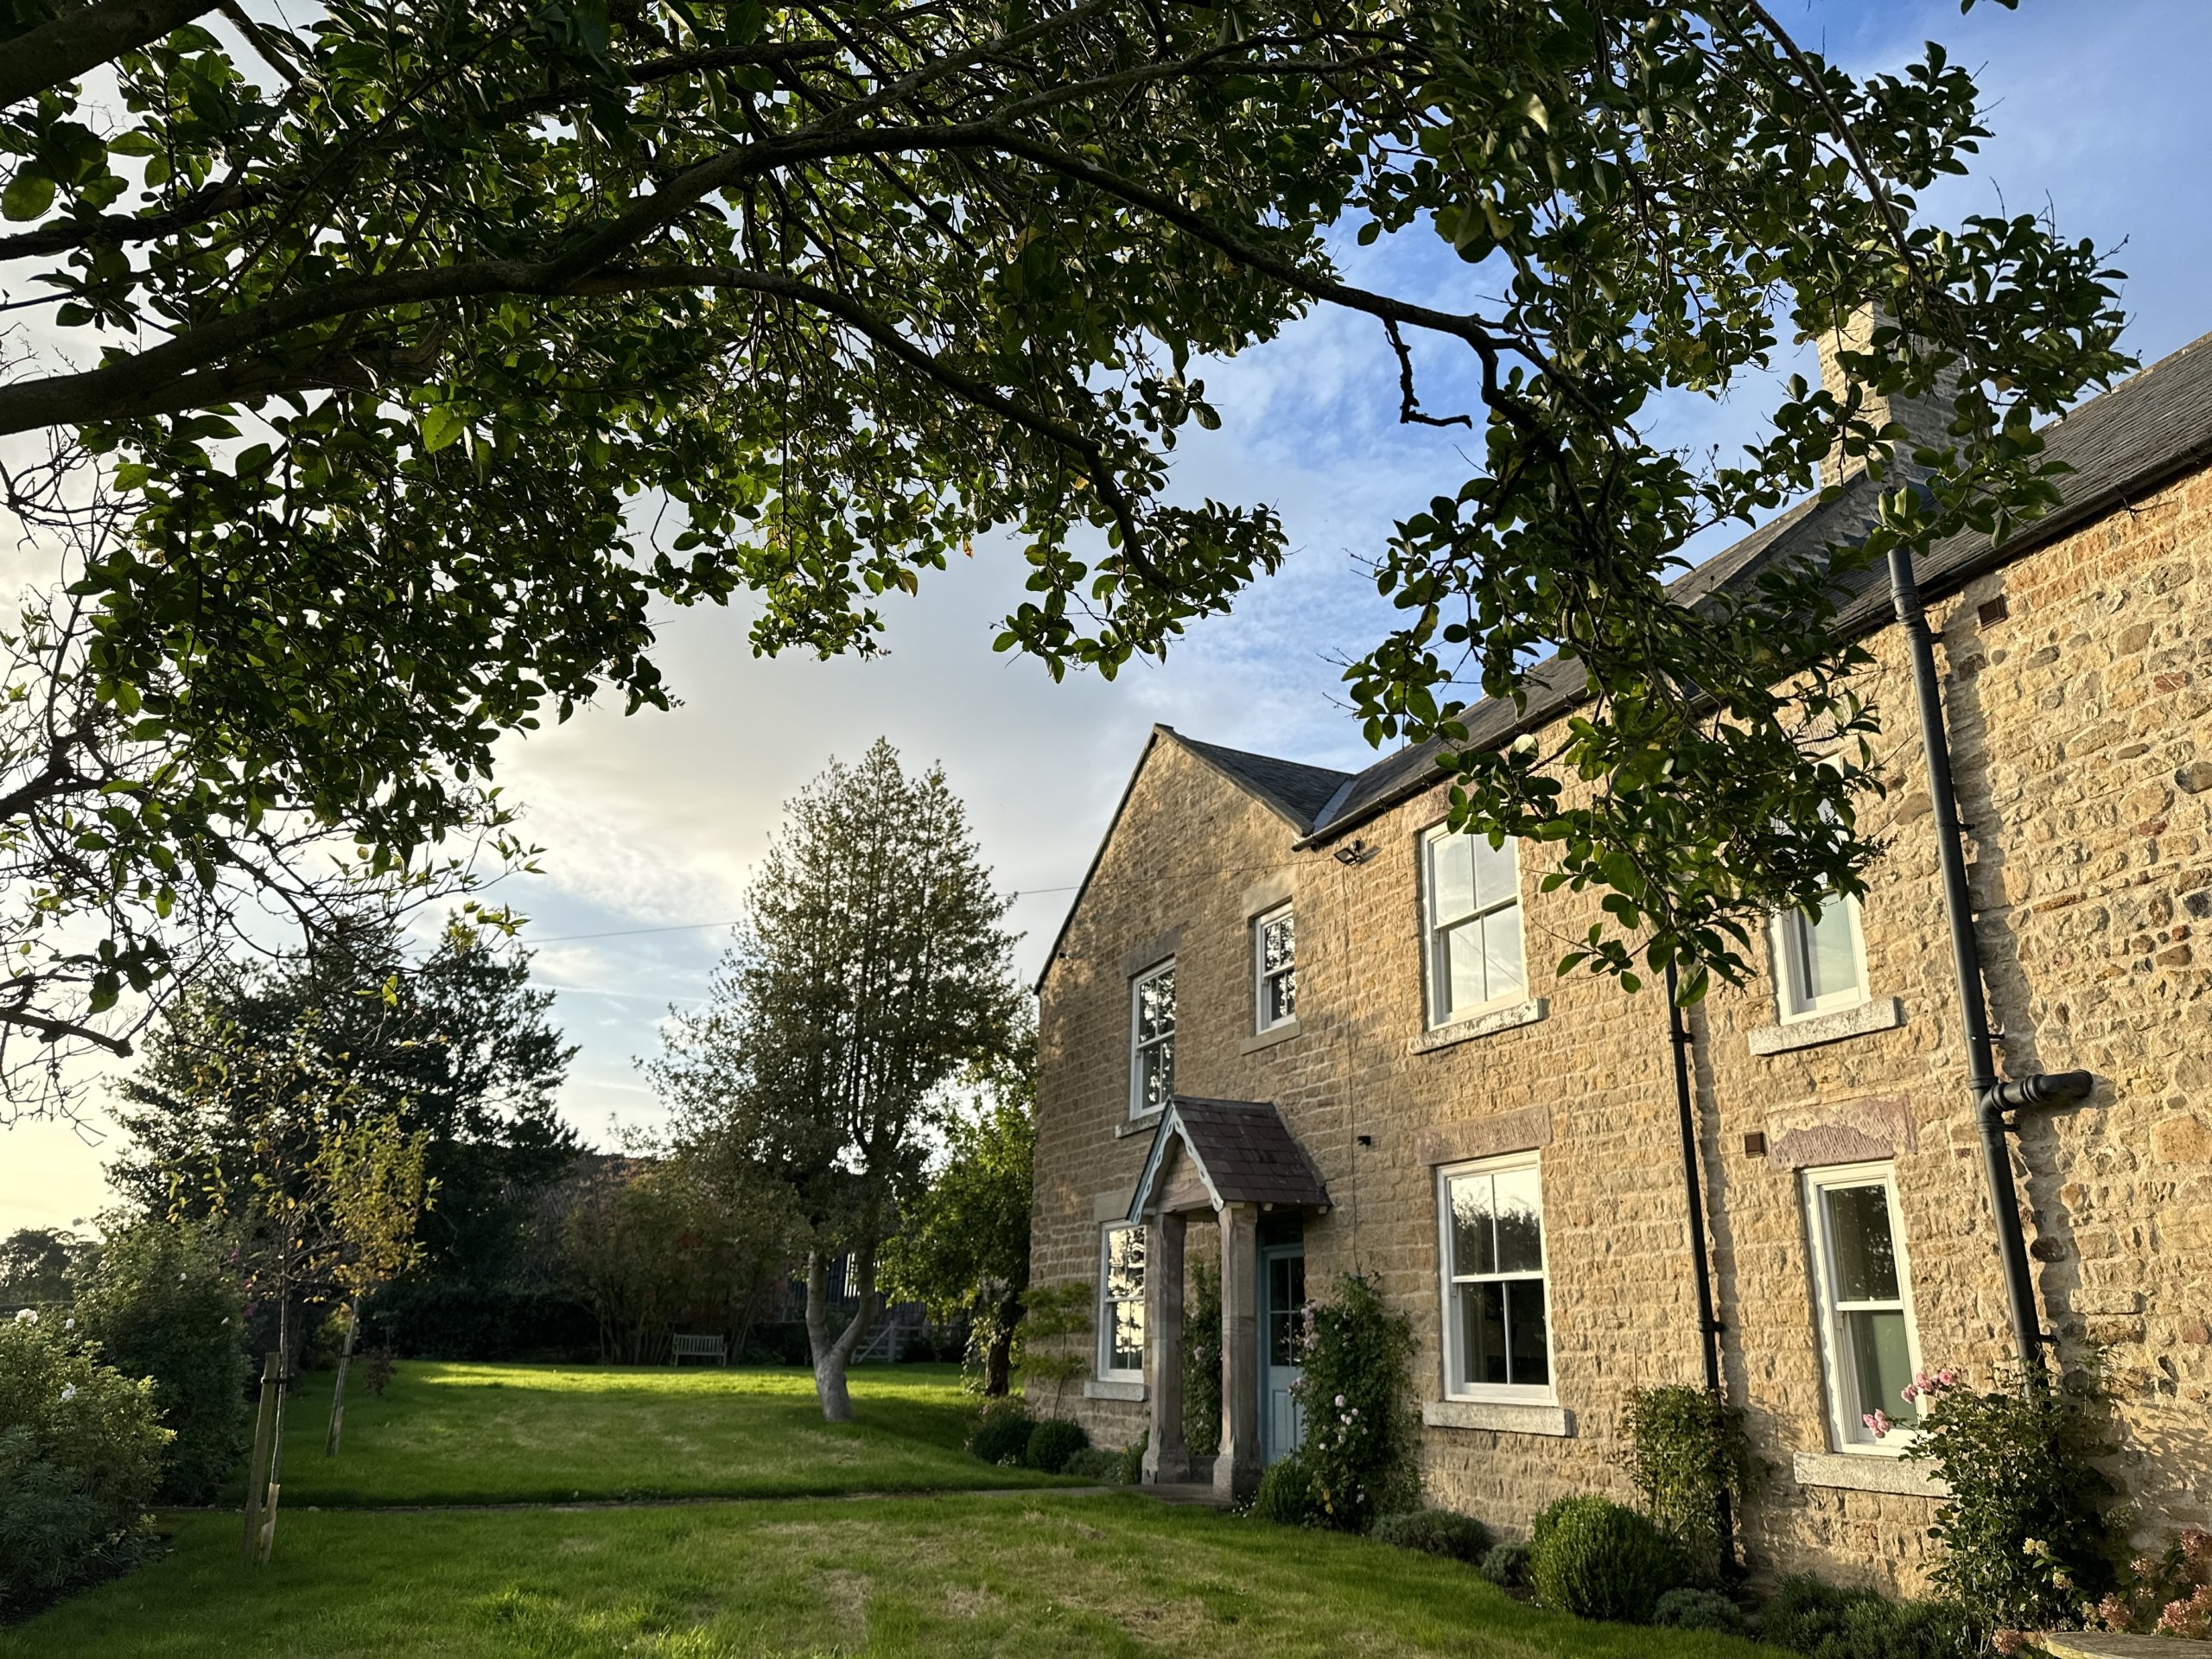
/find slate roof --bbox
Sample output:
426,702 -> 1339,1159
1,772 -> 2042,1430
1127,1096 -> 1331,1220
1295,327 -> 2212,843
1173,733 -> 1352,833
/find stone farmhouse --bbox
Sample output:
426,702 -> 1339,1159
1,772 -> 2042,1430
1030,328 -> 2212,1592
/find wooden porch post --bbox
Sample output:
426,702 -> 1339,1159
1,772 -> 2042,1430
1214,1201 -> 1262,1502
1141,1208 -> 1187,1484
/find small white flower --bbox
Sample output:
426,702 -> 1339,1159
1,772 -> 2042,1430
13,1307 -> 35,1325
63,1316 -> 74,1330
1334,1394 -> 1347,1408
59,1384 -> 76,1403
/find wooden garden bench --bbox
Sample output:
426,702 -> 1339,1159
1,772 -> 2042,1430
668,1333 -> 728,1365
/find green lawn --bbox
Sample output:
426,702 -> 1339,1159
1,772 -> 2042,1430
263,1360 -> 1085,1506
5,1494 -> 1782,1658
4,1360 -> 1778,1656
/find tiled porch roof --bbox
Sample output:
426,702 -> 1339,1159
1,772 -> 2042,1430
1126,1096 -> 1330,1222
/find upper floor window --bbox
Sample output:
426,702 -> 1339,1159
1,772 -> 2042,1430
1773,893 -> 1867,1020
1422,825 -> 1526,1027
1098,1223 -> 1147,1380
1438,1153 -> 1552,1400
1130,960 -> 1176,1116
1253,904 -> 1296,1032
1804,1162 -> 1922,1450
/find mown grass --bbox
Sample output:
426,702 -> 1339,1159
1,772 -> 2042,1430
3,1494 -> 1783,1658
263,1360 -> 1087,1507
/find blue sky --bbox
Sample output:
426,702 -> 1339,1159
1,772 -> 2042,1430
10,0 -> 2212,1230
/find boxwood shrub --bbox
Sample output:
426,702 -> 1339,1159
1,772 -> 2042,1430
1528,1495 -> 1684,1624
1025,1418 -> 1089,1474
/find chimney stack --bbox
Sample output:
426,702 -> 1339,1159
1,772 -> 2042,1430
1815,307 -> 1959,489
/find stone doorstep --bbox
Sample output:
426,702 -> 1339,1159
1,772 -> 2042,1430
2037,1633 -> 2205,1659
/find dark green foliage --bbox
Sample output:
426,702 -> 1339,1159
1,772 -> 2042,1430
1293,1274 -> 1417,1531
880,1034 -> 1033,1397
1903,1365 -> 2119,1630
1058,1446 -> 1123,1482
1480,1541 -> 1532,1590
1024,1419 -> 1089,1475
1761,1577 -> 1986,1659
72,1217 -> 249,1505
1527,1495 -> 1684,1624
1621,1384 -> 1749,1581
1371,1507 -> 1494,1564
1117,1432 -> 1148,1487
360,1281 -> 596,1363
1651,1587 -> 1745,1635
1182,1258 -> 1223,1456
967,1403 -> 1035,1468
0,1317 -> 170,1617
1251,1453 -> 1324,1528
0,1228 -> 97,1309
114,920 -> 578,1316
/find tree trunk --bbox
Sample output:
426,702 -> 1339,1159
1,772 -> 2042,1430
804,1247 -> 880,1423
982,1288 -> 1021,1398
324,1297 -> 360,1457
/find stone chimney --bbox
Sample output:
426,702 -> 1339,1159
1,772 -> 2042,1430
1815,307 -> 1959,488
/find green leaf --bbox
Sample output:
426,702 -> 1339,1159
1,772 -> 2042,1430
2,168 -> 54,221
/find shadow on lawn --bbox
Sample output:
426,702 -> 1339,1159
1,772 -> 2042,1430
248,1360 -> 1079,1510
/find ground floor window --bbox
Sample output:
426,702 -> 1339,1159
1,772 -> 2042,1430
1436,1151 -> 1552,1399
1803,1161 -> 1922,1447
1098,1224 -> 1147,1380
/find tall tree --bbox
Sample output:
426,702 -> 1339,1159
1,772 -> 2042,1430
882,1031 -> 1035,1397
652,741 -> 1018,1421
112,916 -> 579,1288
0,0 -> 2128,1045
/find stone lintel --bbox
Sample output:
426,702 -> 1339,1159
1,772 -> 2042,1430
1417,1106 -> 1553,1168
1422,1399 -> 1574,1438
1118,928 -> 1181,980
1790,1450 -> 1949,1497
1748,995 -> 1905,1055
1239,871 -> 1295,918
2038,1632 -> 2202,1659
1407,997 -> 1549,1056
1766,1092 -> 1917,1172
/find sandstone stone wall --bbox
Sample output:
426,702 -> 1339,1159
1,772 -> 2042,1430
1033,459 -> 2212,1590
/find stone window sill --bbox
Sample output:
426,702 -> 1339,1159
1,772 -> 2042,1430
1115,1112 -> 1163,1140
1749,995 -> 1904,1056
1408,998 -> 1548,1056
1791,1450 -> 1948,1497
1240,1018 -> 1303,1055
1422,1399 -> 1575,1438
1084,1378 -> 1146,1402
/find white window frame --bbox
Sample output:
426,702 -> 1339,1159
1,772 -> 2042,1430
1128,959 -> 1176,1118
1097,1223 -> 1147,1382
1252,902 -> 1296,1033
1435,1151 -> 1556,1405
1802,1160 -> 1924,1454
1770,891 -> 1871,1022
1420,823 -> 1527,1030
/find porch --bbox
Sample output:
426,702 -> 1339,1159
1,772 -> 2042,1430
1122,1096 -> 1331,1503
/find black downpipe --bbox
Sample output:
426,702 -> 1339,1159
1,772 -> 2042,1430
1885,546 -> 2093,1374
1664,959 -> 1735,1574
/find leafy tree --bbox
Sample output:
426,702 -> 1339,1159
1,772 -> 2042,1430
125,1001 -> 433,1395
652,741 -> 1018,1421
1011,1282 -> 1093,1421
882,1030 -> 1034,1396
111,917 -> 578,1293
71,1214 -> 250,1504
0,0 -> 2131,1046
0,1227 -> 96,1308
557,1154 -> 794,1364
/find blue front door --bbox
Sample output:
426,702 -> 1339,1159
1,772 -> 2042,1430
1260,1244 -> 1306,1465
